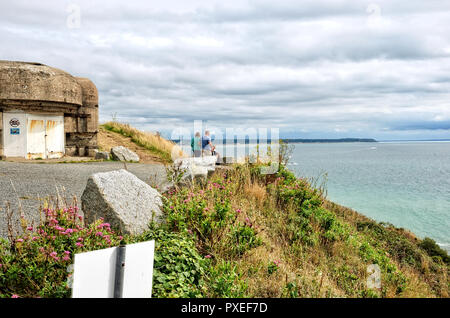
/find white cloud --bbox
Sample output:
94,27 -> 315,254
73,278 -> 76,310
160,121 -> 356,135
1,0 -> 450,139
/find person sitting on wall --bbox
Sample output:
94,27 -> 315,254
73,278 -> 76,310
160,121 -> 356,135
202,130 -> 221,163
202,130 -> 213,156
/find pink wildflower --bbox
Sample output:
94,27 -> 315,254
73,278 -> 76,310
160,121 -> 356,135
205,255 -> 212,259
95,231 -> 103,237
76,242 -> 84,247
27,226 -> 33,231
11,294 -> 19,298
49,252 -> 59,261
16,238 -> 23,243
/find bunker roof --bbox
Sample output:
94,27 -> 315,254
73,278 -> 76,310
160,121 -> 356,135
0,61 -> 96,106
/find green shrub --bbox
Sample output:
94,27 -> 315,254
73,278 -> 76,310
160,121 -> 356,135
267,260 -> 280,275
206,261 -> 247,298
419,237 -> 450,264
136,226 -> 207,298
230,220 -> 262,256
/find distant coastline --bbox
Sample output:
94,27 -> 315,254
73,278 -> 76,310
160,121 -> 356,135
172,137 -> 377,144
283,138 -> 377,143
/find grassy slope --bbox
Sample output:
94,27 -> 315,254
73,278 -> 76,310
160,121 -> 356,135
99,121 -> 183,164
159,165 -> 449,298
1,124 -> 448,298
98,123 -> 450,298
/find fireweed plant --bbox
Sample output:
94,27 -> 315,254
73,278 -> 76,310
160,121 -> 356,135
0,206 -> 123,298
1,163 -> 449,298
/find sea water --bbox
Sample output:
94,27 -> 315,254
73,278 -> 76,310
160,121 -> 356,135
287,141 -> 450,252
188,140 -> 449,251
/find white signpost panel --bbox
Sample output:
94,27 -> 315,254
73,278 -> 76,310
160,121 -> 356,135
122,240 -> 155,298
72,246 -> 117,298
72,240 -> 155,298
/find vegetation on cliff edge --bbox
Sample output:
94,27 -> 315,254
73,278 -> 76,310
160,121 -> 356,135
1,162 -> 448,298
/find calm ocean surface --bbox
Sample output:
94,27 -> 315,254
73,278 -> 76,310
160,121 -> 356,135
186,140 -> 449,250
287,141 -> 450,251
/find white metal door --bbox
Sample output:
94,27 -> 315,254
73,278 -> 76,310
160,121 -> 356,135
27,118 -> 46,159
45,117 -> 65,159
3,112 -> 27,157
26,114 -> 65,159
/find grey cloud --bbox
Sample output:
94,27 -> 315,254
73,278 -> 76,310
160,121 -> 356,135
1,1 -> 450,139
392,121 -> 450,131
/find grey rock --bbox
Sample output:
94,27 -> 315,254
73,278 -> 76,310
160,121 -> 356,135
110,146 -> 140,162
95,151 -> 110,160
81,169 -> 163,235
173,156 -> 217,183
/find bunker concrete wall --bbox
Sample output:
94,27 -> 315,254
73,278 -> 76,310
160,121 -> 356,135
0,61 -> 99,159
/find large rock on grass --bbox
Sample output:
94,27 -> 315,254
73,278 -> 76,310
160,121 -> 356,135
110,146 -> 140,162
173,155 -> 217,183
81,169 -> 163,235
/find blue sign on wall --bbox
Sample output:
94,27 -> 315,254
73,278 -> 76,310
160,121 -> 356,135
10,128 -> 20,135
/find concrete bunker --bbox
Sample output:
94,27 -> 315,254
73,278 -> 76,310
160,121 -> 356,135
0,61 -> 99,159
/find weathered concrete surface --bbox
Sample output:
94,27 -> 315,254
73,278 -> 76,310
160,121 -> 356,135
110,146 -> 140,162
0,161 -> 167,239
0,61 -> 83,104
81,169 -> 163,235
95,151 -> 110,160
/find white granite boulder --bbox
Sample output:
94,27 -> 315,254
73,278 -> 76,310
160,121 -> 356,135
81,169 -> 163,235
110,146 -> 140,162
173,156 -> 217,182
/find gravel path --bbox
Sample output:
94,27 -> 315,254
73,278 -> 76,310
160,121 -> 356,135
0,161 -> 167,239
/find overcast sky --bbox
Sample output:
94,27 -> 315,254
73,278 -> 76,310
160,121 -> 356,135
1,0 -> 450,140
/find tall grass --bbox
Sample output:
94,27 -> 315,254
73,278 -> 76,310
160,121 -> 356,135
102,121 -> 184,163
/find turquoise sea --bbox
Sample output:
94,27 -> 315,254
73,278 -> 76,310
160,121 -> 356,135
287,141 -> 450,252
